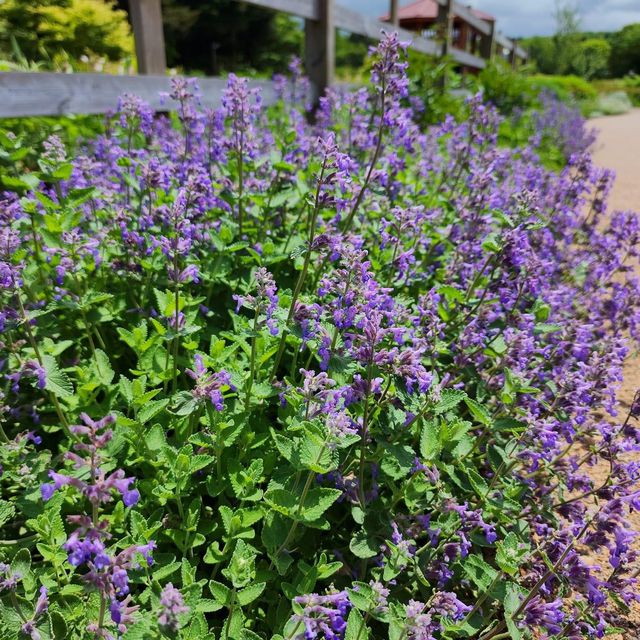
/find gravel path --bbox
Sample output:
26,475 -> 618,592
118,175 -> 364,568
590,110 -> 640,410
589,109 -> 640,634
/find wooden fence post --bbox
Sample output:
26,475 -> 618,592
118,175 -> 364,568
390,0 -> 399,27
305,0 -> 335,107
479,19 -> 495,62
436,0 -> 453,56
128,0 -> 167,75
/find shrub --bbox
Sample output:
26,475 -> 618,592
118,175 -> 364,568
527,74 -> 597,102
478,61 -> 536,114
0,0 -> 133,69
594,91 -> 633,116
0,34 -> 639,640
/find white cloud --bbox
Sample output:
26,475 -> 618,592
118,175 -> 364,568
343,0 -> 639,36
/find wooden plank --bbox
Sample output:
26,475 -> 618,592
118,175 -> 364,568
494,32 -> 526,59
479,18 -> 495,60
128,0 -> 167,75
448,1 -> 492,36
305,0 -> 335,104
450,47 -> 486,69
333,5 -> 440,56
0,72 -> 277,118
389,0 -> 399,27
239,0 -> 317,20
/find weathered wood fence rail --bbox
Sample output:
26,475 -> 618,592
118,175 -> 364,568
0,0 -> 526,118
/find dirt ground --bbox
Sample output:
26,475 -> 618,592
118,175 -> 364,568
588,109 -> 640,634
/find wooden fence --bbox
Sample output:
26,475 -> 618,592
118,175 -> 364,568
0,0 -> 527,118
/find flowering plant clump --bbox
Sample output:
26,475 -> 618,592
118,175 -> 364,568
0,33 -> 639,640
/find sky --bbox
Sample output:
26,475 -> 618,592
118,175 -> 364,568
348,0 -> 640,37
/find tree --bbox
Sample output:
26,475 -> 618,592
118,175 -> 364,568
552,0 -> 581,75
523,36 -> 557,74
0,0 -> 133,66
610,23 -> 640,77
574,38 -> 611,79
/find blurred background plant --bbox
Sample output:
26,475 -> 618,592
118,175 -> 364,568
0,0 -> 134,72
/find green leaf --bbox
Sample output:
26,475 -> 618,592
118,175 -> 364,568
345,608 -> 368,640
145,424 -> 166,451
264,489 -> 297,518
0,500 -> 15,528
504,582 -> 524,639
349,531 -> 379,559
42,355 -> 73,398
237,582 -> 265,606
420,419 -> 441,461
347,582 -> 376,612
209,580 -> 232,605
221,540 -> 257,589
137,398 -> 169,424
94,349 -> 115,385
10,548 -> 31,578
462,554 -> 499,591
380,443 -> 415,480
464,397 -> 492,426
434,389 -> 467,414
301,488 -> 341,522
496,532 -> 528,577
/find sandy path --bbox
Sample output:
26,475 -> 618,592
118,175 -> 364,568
590,109 -> 640,408
588,109 -> 640,633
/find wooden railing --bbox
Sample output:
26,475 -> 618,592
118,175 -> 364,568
0,0 -> 526,118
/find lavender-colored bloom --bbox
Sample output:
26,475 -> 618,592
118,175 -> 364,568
291,590 -> 351,640
158,582 -> 189,632
185,354 -> 233,410
234,267 -> 280,336
521,596 -> 565,635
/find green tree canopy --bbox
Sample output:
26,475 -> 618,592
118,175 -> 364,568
574,38 -> 611,79
610,23 -> 640,77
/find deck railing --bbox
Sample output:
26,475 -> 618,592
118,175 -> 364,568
0,0 -> 526,118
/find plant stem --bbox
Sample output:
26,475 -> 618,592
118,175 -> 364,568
15,288 -> 69,430
270,158 -> 327,379
245,313 -> 259,412
342,85 -> 386,234
270,444 -> 327,567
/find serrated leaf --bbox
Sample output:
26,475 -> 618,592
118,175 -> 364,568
380,443 -> 414,480
94,349 -> 115,385
349,531 -> 378,559
301,488 -> 341,522
42,355 -> 73,398
462,554 -> 499,591
137,398 -> 169,424
420,419 -> 441,461
0,500 -> 15,528
434,389 -> 466,414
10,548 -> 31,578
345,608 -> 368,640
504,582 -> 524,639
145,424 -> 166,451
464,397 -> 492,426
264,489 -> 297,518
237,582 -> 265,606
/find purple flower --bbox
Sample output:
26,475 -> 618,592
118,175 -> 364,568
158,582 -> 189,632
521,596 -> 565,635
291,590 -> 351,640
185,354 -> 233,411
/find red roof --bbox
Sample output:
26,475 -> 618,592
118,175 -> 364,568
380,0 -> 495,23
